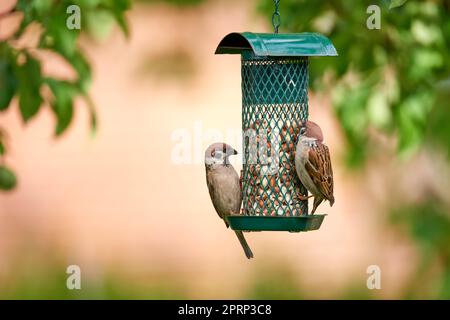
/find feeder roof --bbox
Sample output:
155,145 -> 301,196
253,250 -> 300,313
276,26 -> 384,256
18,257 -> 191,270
215,32 -> 338,57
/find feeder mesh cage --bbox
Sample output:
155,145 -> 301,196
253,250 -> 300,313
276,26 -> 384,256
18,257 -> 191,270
241,51 -> 309,217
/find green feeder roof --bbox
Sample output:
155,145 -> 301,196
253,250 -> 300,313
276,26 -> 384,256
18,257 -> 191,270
215,32 -> 338,57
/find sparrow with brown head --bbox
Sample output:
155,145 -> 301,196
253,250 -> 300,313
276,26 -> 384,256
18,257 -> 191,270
294,121 -> 335,214
205,142 -> 254,259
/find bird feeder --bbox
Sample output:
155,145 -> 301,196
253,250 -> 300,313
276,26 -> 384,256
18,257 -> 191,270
215,32 -> 337,232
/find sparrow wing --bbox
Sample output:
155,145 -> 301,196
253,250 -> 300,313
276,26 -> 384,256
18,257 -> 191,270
305,142 -> 334,203
206,171 -> 224,220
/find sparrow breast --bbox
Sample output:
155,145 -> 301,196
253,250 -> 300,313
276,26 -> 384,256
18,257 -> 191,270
295,137 -> 322,197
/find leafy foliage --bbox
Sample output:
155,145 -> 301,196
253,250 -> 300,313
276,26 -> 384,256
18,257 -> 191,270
137,0 -> 205,6
259,0 -> 450,166
245,264 -> 306,299
390,201 -> 450,299
16,53 -> 43,122
257,0 -> 450,299
0,0 -> 130,190
389,0 -> 408,9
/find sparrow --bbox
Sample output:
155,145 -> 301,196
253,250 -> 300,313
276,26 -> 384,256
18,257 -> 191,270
205,142 -> 254,259
294,121 -> 335,214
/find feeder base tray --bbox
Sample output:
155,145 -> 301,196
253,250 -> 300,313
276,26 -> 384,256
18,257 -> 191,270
225,215 -> 326,232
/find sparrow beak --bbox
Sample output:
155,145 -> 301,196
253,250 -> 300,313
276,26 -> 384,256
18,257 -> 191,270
226,146 -> 238,156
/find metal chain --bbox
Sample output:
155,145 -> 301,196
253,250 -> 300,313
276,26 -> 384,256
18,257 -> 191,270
272,0 -> 281,33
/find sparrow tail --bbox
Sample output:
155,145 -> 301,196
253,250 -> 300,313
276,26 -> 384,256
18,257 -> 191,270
234,231 -> 254,259
311,196 -> 324,215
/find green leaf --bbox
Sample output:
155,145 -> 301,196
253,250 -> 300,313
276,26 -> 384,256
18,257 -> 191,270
101,0 -> 131,37
411,20 -> 443,46
83,94 -> 98,137
15,0 -> 34,38
396,92 -> 434,158
436,77 -> 450,94
44,15 -> 79,58
32,0 -> 52,15
16,54 -> 43,122
427,93 -> 450,159
113,11 -> 129,38
85,9 -> 116,40
0,59 -> 17,111
71,51 -> 92,94
46,79 -> 77,136
0,165 -> 17,191
389,0 -> 408,10
105,0 -> 132,12
0,128 -> 5,155
77,0 -> 103,8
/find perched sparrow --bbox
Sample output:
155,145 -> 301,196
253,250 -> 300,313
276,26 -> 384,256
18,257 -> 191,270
205,142 -> 254,259
294,121 -> 335,214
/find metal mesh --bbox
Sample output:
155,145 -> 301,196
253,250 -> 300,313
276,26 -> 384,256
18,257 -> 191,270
241,51 -> 309,217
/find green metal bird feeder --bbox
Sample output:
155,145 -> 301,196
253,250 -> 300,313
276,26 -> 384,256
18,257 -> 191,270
215,2 -> 337,232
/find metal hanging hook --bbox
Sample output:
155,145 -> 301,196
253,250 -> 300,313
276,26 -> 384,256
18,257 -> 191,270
272,0 -> 281,33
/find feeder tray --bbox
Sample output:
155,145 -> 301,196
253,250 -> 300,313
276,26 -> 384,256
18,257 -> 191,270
215,32 -> 337,232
